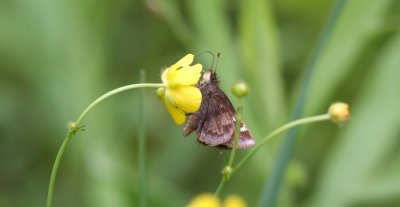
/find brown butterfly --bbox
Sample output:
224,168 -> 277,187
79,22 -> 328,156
183,70 -> 255,149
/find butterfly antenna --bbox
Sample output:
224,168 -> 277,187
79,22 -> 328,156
195,51 -> 215,72
213,52 -> 221,73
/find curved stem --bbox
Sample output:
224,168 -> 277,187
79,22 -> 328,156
76,83 -> 164,125
234,114 -> 329,172
214,114 -> 330,196
259,1 -> 347,206
47,82 -> 164,207
47,132 -> 74,207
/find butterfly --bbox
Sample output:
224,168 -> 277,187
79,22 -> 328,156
183,70 -> 255,149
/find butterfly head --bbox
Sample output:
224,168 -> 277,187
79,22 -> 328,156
200,70 -> 218,85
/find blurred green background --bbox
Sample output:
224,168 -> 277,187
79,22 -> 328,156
1,0 -> 400,206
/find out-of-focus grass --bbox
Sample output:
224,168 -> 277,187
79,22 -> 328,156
1,0 -> 400,207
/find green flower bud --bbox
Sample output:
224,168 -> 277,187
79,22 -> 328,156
156,87 -> 165,99
67,122 -> 79,133
232,81 -> 249,97
222,166 -> 233,180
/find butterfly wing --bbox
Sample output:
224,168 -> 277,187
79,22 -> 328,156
222,122 -> 255,148
183,70 -> 255,149
196,88 -> 236,146
183,98 -> 208,137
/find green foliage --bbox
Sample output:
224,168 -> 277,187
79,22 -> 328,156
1,0 -> 399,206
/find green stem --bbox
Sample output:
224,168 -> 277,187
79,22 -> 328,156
258,1 -> 347,206
76,83 -> 165,125
214,114 -> 330,196
215,99 -> 243,198
234,114 -> 329,172
138,71 -> 147,207
47,82 -> 164,207
215,177 -> 228,197
47,131 -> 74,207
228,100 -> 243,167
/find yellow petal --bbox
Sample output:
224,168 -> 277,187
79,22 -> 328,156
161,64 -> 178,84
170,86 -> 202,113
164,98 -> 186,125
161,69 -> 168,83
223,195 -> 247,207
164,89 -> 176,106
176,54 -> 194,67
187,193 -> 221,207
174,64 -> 202,86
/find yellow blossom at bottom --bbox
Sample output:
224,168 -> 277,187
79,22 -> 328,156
223,195 -> 247,207
187,193 -> 247,207
187,193 -> 220,207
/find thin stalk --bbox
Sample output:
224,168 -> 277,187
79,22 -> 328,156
138,71 -> 147,207
215,177 -> 228,197
76,83 -> 165,124
258,1 -> 347,206
234,114 -> 330,172
214,114 -> 330,196
228,101 -> 243,167
47,132 -> 74,207
215,99 -> 243,198
47,83 -> 164,207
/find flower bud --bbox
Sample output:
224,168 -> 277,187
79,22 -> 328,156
232,81 -> 249,97
156,87 -> 165,99
328,102 -> 350,124
222,166 -> 233,180
67,121 -> 79,133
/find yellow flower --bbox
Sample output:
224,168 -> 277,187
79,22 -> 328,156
187,193 -> 221,207
157,54 -> 202,125
187,193 -> 247,207
223,195 -> 247,207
